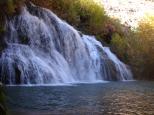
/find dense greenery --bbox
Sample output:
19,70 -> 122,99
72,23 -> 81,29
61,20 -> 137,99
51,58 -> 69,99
30,0 -> 126,43
0,85 -> 7,115
0,1 -> 153,114
0,0 -> 154,80
111,15 -> 154,80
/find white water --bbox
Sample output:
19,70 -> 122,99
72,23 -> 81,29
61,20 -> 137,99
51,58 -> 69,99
0,4 -> 133,85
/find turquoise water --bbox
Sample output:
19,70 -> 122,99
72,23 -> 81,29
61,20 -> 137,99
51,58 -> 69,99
6,81 -> 154,115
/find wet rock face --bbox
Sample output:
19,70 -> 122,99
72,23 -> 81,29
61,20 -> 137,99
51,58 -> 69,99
0,32 -> 7,56
0,40 -> 5,55
0,3 -> 132,85
100,59 -> 118,81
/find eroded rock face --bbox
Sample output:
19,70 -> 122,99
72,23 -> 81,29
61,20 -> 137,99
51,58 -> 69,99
0,3 -> 133,85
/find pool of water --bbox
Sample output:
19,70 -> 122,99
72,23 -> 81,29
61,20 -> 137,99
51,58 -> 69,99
6,81 -> 154,115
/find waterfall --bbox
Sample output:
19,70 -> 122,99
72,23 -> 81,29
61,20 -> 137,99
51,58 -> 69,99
0,4 -> 133,85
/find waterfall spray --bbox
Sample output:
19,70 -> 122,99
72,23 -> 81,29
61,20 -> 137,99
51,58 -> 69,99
0,4 -> 133,85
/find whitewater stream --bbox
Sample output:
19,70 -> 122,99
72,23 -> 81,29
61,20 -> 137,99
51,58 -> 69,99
1,2 -> 153,115
0,3 -> 132,85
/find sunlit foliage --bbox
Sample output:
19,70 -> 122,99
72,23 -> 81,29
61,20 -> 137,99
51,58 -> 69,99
1,0 -> 154,80
30,0 -> 109,37
111,15 -> 154,80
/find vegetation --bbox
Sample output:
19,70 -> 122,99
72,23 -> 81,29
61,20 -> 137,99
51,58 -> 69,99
0,85 -> 7,115
32,0 -> 154,80
131,15 -> 154,80
0,0 -> 154,80
0,0 -> 25,30
30,0 -> 106,34
30,0 -> 125,43
111,15 -> 154,80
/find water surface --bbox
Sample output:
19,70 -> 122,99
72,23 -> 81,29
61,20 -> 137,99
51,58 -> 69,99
6,81 -> 154,115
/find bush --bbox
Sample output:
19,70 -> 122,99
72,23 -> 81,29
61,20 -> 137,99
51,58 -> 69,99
1,0 -> 154,80
111,33 -> 129,61
0,0 -> 125,44
29,0 -> 113,39
111,15 -> 154,80
0,85 -> 7,115
130,15 -> 154,80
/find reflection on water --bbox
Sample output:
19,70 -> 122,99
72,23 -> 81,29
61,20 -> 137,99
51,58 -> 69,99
6,81 -> 154,115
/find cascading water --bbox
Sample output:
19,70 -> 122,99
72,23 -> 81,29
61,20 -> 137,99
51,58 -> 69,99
0,3 -> 133,85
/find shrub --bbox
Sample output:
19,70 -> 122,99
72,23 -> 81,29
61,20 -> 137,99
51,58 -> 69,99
29,0 -> 111,38
0,85 -> 7,115
111,33 -> 129,61
1,0 -> 154,80
111,15 -> 154,80
130,15 -> 154,79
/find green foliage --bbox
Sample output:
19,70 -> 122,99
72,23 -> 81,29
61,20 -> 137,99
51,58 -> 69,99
111,33 -> 128,61
6,0 -> 15,14
78,0 -> 105,26
111,15 -> 154,80
43,0 -> 154,80
0,0 -> 15,15
0,0 -> 17,34
0,0 -> 25,16
130,15 -> 154,79
0,0 -> 25,52
30,0 -> 110,38
0,85 -> 7,115
1,0 -> 154,80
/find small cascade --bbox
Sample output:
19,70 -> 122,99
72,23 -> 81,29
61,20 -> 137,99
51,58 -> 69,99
0,4 -> 133,85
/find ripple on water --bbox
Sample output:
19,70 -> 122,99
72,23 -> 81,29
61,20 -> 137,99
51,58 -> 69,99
6,81 -> 154,115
